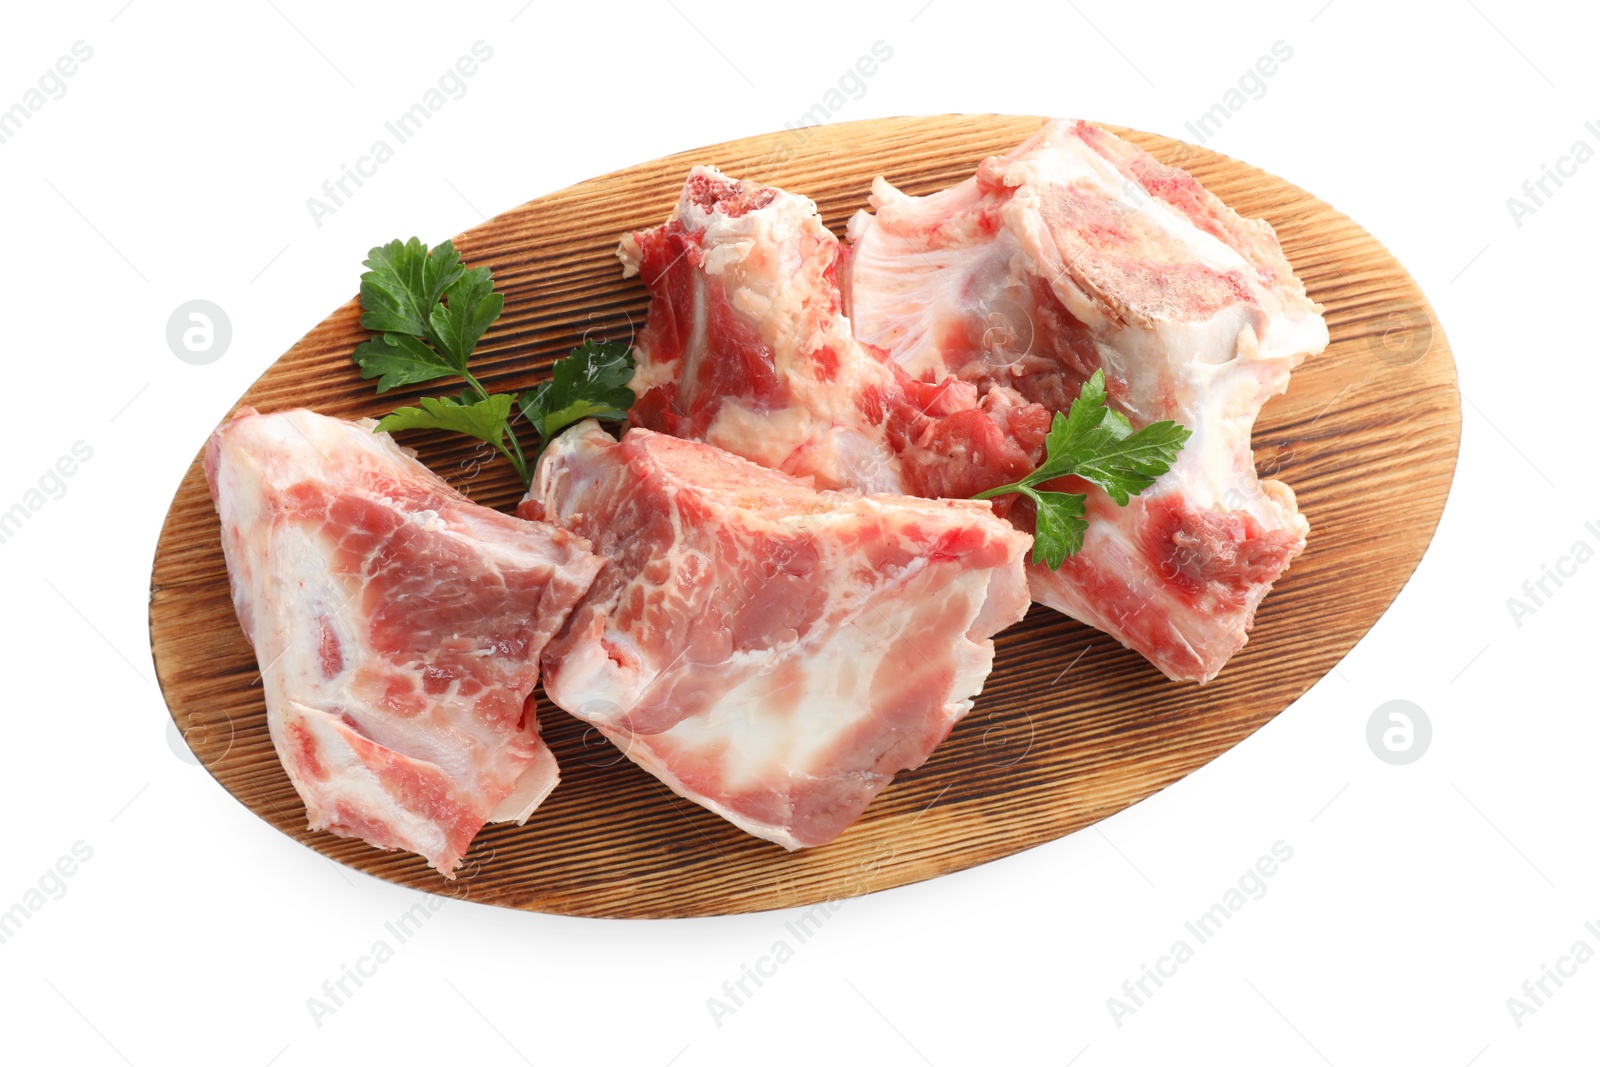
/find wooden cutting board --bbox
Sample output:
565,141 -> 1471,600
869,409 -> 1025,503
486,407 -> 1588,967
148,115 -> 1460,918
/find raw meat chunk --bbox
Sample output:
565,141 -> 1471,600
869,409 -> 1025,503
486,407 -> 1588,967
844,119 -> 1329,681
206,407 -> 604,875
521,421 -> 1031,849
619,165 -> 1050,502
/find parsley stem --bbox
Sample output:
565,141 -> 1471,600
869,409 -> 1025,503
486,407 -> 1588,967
460,368 -> 530,488
494,439 -> 528,488
973,474 -> 1039,500
502,432 -> 530,488
459,368 -> 494,405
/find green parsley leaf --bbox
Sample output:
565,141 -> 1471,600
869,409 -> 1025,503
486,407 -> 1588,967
353,236 -> 640,489
428,266 -> 502,374
1071,418 -> 1191,506
519,339 -> 636,448
353,238 -> 531,485
375,393 -> 516,450
352,332 -> 455,393
974,369 -> 1190,567
358,238 -> 464,341
351,237 -> 638,491
1024,489 -> 1088,570
1099,406 -> 1134,440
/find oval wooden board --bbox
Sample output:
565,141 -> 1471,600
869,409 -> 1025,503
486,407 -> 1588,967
150,115 -> 1459,919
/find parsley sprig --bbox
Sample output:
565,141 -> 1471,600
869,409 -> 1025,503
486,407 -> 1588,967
974,370 -> 1190,569
351,238 -> 634,488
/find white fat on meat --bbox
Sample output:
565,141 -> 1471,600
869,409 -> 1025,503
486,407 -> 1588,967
205,407 -> 603,875
845,119 -> 1329,682
521,421 -> 1031,849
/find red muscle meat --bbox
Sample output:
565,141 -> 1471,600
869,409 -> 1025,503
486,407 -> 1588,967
206,407 -> 604,875
619,165 -> 1049,503
845,120 -> 1329,681
521,421 -> 1031,849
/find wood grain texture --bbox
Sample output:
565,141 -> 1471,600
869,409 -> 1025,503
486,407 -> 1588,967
148,115 -> 1460,918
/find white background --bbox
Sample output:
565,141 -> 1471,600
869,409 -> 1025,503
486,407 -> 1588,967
1,1 -> 1594,1064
